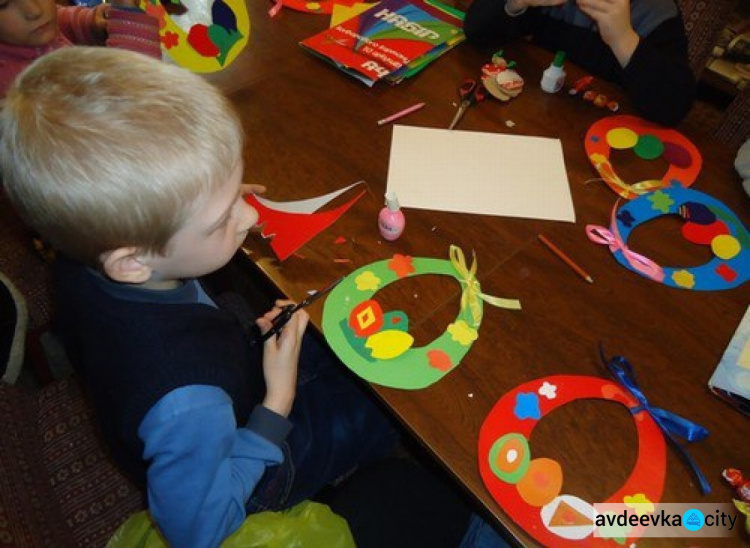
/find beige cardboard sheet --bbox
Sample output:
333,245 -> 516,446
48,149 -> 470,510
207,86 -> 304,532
385,125 -> 576,222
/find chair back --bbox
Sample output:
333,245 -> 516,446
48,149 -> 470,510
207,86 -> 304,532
677,0 -> 738,77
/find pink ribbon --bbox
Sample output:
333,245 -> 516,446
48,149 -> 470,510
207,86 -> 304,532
586,205 -> 665,282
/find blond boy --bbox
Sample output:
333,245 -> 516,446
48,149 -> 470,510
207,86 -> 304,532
0,47 -> 397,547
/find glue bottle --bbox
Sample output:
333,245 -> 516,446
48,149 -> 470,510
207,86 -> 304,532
541,50 -> 566,93
378,191 -> 405,241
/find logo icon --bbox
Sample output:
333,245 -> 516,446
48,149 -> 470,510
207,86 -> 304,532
683,509 -> 704,532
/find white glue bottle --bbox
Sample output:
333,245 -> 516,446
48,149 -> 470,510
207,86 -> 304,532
541,51 -> 566,93
378,191 -> 405,241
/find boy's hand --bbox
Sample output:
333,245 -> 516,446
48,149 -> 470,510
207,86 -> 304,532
576,0 -> 639,66
257,300 -> 309,417
241,183 -> 267,196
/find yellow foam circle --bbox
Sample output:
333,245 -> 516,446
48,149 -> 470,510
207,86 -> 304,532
711,234 -> 741,260
606,127 -> 638,150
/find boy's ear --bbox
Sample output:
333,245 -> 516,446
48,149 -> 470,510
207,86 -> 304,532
100,247 -> 152,284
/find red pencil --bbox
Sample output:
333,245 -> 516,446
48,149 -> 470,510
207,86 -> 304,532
538,234 -> 594,284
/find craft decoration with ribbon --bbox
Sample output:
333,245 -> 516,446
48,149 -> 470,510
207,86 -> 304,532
246,182 -> 366,261
321,246 -> 520,389
479,374 -> 667,546
586,185 -> 749,290
585,115 -> 702,200
600,348 -> 711,496
141,0 -> 249,72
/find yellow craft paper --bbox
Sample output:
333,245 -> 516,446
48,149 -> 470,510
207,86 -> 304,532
365,330 -> 414,360
606,127 -> 638,149
710,234 -> 740,260
329,3 -> 376,27
386,126 -> 575,223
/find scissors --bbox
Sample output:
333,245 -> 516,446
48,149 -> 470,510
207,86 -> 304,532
255,276 -> 344,343
448,79 -> 486,130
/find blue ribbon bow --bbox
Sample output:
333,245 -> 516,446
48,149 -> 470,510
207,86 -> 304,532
599,345 -> 712,495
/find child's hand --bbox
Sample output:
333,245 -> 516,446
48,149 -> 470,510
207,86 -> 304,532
92,0 -> 144,43
92,4 -> 110,42
576,0 -> 639,66
241,183 -> 267,196
257,300 -> 309,417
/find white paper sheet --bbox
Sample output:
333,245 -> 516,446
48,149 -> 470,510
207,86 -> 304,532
385,125 -> 576,222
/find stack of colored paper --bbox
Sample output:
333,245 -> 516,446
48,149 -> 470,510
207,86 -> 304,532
299,0 -> 465,87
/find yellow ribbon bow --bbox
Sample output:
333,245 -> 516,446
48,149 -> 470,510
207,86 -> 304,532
449,245 -> 521,327
589,153 -> 664,198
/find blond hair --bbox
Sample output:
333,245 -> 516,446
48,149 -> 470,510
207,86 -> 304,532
0,46 -> 244,267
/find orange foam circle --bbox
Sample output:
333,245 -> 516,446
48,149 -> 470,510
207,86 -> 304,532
516,458 -> 563,507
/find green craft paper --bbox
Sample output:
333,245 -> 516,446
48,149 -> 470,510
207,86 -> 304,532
322,256 -> 480,390
633,133 -> 664,160
208,25 -> 242,66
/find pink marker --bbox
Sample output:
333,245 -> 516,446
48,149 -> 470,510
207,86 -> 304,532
377,102 -> 425,126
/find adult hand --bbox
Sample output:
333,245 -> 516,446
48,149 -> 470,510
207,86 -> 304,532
576,0 -> 639,66
257,300 -> 309,417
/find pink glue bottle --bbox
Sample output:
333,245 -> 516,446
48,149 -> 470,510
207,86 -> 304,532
378,191 -> 405,241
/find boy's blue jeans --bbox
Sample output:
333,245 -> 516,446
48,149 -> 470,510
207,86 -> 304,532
246,330 -> 400,512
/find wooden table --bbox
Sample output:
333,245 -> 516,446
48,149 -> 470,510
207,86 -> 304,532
208,3 -> 750,545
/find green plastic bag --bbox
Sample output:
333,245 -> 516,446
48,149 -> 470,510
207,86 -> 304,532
107,501 -> 355,548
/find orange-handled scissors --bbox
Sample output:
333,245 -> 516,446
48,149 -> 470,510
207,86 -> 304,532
448,79 -> 486,130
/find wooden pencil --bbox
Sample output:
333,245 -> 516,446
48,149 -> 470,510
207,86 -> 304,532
537,234 -> 594,284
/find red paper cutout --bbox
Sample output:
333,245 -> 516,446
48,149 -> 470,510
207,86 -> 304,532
349,300 -> 384,338
245,190 -> 365,261
479,375 -> 667,546
715,263 -> 737,282
681,220 -> 730,245
585,115 -> 702,199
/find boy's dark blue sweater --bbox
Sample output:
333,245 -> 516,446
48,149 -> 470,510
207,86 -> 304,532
53,257 -> 265,486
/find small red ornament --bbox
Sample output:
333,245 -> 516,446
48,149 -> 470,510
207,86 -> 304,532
723,468 -> 744,487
